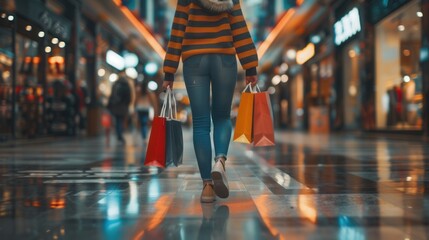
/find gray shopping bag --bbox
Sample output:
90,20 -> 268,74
165,90 -> 183,167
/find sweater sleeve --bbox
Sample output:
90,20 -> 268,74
163,0 -> 190,81
228,0 -> 258,76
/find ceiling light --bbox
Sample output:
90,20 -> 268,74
417,11 -> 423,18
52,38 -> 59,44
398,25 -> 405,31
25,25 -> 32,31
7,15 -> 14,21
58,41 -> 66,48
45,46 -> 51,53
38,31 -> 45,38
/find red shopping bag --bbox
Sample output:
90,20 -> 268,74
253,87 -> 275,147
144,116 -> 166,168
144,89 -> 171,168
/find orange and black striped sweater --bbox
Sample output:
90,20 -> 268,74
163,0 -> 258,81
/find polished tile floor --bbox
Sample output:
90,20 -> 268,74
0,130 -> 428,239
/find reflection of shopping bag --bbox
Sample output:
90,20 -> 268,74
253,86 -> 275,147
233,84 -> 254,144
165,90 -> 183,167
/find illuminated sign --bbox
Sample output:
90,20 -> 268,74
106,50 -> 125,70
296,43 -> 315,65
334,7 -> 361,46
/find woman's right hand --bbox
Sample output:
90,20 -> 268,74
162,81 -> 174,91
245,75 -> 258,86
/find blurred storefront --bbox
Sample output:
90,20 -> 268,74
370,0 -> 424,132
0,0 -> 81,141
333,2 -> 365,131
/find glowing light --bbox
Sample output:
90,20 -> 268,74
125,67 -> 138,79
124,53 -> 139,68
25,25 -> 32,31
38,31 -> 45,38
310,35 -> 321,44
59,41 -> 66,48
109,73 -> 119,82
145,62 -> 158,75
417,11 -> 423,18
286,49 -> 297,60
279,63 -> 289,73
403,75 -> 411,82
258,9 -> 296,58
281,74 -> 289,83
349,85 -> 357,96
406,176 -> 412,181
349,50 -> 356,58
45,46 -> 51,53
51,38 -> 59,44
334,8 -> 361,46
268,86 -> 276,95
296,43 -> 315,65
106,50 -> 125,71
7,15 -> 14,21
272,75 -> 281,86
48,56 -> 64,64
398,24 -> 405,31
98,69 -> 106,77
1,13 -> 6,19
115,3 -> 166,59
403,49 -> 411,56
148,81 -> 158,91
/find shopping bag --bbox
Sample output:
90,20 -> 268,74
253,86 -> 275,147
233,84 -> 254,143
165,90 -> 183,167
144,116 -> 166,168
144,89 -> 169,168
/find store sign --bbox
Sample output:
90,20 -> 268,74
296,43 -> 315,65
106,50 -> 125,71
15,0 -> 71,41
334,8 -> 361,46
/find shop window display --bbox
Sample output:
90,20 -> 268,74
15,34 -> 43,138
0,27 -> 13,139
375,0 -> 423,130
44,36 -> 76,135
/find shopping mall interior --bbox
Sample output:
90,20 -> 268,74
0,0 -> 429,239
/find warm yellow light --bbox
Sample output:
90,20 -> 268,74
258,9 -> 296,59
296,43 -> 315,64
114,2 -> 166,60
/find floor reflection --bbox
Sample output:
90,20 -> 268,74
0,131 -> 428,239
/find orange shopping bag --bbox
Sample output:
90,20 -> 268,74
233,84 -> 254,143
253,86 -> 275,147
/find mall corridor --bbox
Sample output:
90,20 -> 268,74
0,130 -> 428,239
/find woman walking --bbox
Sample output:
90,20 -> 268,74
163,0 -> 258,203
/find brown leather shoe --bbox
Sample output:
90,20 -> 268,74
200,182 -> 216,203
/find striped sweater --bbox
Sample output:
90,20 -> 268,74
163,0 -> 258,81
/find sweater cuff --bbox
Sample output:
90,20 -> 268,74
164,72 -> 174,81
245,67 -> 257,76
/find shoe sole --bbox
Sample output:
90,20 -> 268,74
212,171 -> 229,198
200,197 -> 216,203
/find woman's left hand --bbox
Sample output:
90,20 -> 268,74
245,75 -> 258,86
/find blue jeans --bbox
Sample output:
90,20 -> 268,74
183,54 -> 237,180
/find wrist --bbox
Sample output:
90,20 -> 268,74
164,73 -> 174,81
245,67 -> 257,77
